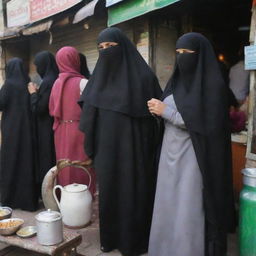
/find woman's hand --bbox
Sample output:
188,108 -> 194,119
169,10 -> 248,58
28,82 -> 38,94
147,98 -> 166,116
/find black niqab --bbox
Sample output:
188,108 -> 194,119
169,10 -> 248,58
80,27 -> 162,117
6,57 -> 30,86
79,53 -> 91,79
163,33 -> 235,255
34,51 -> 59,91
163,33 -> 229,135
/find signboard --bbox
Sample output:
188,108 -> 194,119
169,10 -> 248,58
106,0 -> 124,7
245,45 -> 256,70
7,0 -> 30,28
108,0 -> 180,26
30,0 -> 82,23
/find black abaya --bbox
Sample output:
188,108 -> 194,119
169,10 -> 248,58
0,58 -> 37,211
80,107 -> 159,255
79,27 -> 162,256
31,51 -> 58,186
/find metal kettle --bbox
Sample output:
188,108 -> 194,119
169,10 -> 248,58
35,209 -> 63,245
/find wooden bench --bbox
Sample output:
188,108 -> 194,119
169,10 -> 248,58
0,229 -> 84,256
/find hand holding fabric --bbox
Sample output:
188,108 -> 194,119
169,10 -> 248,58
147,98 -> 166,116
28,82 -> 38,94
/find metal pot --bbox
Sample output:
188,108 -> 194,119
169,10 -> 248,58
35,209 -> 63,245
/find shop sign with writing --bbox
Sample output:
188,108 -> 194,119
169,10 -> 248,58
30,0 -> 82,23
108,0 -> 180,26
7,0 -> 30,28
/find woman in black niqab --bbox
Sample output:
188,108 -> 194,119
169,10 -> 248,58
28,51 -> 58,194
0,58 -> 38,211
79,27 -> 162,256
148,33 -> 235,256
80,27 -> 162,116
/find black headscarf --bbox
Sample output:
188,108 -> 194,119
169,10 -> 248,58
163,32 -> 229,135
6,57 -> 30,87
79,27 -> 162,117
79,53 -> 91,79
34,51 -> 58,93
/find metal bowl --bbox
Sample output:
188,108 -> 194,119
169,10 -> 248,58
0,218 -> 24,236
0,207 -> 12,220
16,226 -> 37,238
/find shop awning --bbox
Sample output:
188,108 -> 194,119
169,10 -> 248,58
0,27 -> 22,40
108,0 -> 180,26
73,0 -> 99,24
21,20 -> 53,36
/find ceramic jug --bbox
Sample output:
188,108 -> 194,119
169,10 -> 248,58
53,183 -> 92,228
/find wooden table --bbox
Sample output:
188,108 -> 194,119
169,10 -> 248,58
0,229 -> 84,256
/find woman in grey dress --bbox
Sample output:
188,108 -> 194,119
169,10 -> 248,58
148,33 -> 236,256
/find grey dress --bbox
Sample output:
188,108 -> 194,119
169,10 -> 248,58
149,94 -> 204,256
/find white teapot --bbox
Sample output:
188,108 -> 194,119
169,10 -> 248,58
53,183 -> 92,228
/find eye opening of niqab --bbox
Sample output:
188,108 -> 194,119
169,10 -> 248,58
98,42 -> 119,51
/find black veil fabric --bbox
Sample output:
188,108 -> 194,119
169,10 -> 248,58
163,32 -> 229,135
0,58 -> 31,111
79,53 -> 91,79
34,51 -> 59,93
31,51 -> 58,186
0,57 -> 31,113
0,58 -> 38,211
163,33 -> 236,255
79,27 -> 162,117
6,57 -> 30,87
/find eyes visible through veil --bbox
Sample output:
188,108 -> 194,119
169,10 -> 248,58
176,48 -> 196,54
98,42 -> 119,51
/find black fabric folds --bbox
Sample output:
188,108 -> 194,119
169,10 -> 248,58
163,32 -> 229,135
31,51 -> 58,188
163,33 -> 236,256
34,51 -> 59,93
80,27 -> 162,117
79,27 -> 162,256
0,58 -> 38,211
79,53 -> 91,79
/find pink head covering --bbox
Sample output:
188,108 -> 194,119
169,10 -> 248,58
49,46 -> 84,128
56,46 -> 81,74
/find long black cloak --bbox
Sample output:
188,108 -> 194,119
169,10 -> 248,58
31,51 -> 58,188
79,27 -> 162,256
162,33 -> 236,256
0,58 -> 38,211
